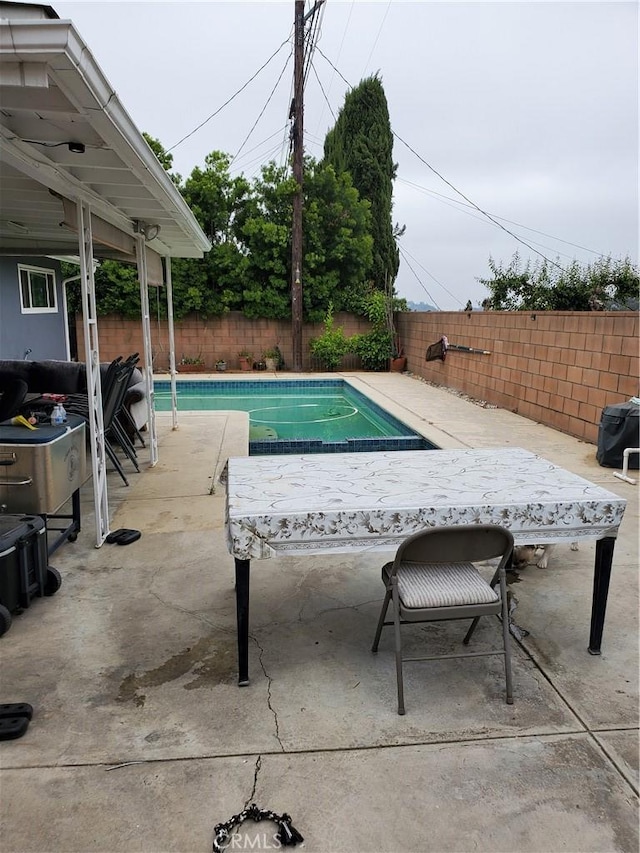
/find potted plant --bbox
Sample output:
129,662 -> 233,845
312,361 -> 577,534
238,349 -> 253,371
179,355 -> 206,373
390,345 -> 407,372
263,347 -> 281,371
215,359 -> 227,372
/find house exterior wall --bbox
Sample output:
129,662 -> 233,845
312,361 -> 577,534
397,310 -> 639,444
0,256 -> 68,360
76,310 -> 638,445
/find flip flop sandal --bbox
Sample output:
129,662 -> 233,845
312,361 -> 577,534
115,530 -> 141,546
106,528 -> 129,544
0,716 -> 30,741
0,703 -> 33,720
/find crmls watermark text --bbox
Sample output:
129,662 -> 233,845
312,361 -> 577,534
228,832 -> 282,850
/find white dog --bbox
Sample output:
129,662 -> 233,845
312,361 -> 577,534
512,542 -> 579,570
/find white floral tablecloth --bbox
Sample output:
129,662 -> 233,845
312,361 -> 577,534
226,448 -> 626,560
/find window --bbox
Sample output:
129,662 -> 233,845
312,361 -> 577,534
18,265 -> 58,314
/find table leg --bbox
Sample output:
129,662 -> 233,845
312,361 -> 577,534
235,558 -> 250,685
588,536 -> 616,655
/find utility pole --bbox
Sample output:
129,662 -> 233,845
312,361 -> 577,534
290,0 -> 305,372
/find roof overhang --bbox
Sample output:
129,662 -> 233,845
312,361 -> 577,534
0,7 -> 211,261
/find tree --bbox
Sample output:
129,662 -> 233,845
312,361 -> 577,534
143,132 -> 181,185
237,158 -> 373,322
65,133 -> 375,321
479,253 -> 639,311
323,74 -> 399,292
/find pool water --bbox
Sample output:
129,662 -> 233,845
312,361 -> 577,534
154,379 -> 437,455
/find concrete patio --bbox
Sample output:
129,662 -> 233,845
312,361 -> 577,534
1,372 -> 638,852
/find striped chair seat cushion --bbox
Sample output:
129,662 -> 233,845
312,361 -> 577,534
394,561 -> 499,609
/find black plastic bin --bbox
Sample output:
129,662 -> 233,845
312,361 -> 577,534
596,402 -> 640,469
0,514 -> 61,636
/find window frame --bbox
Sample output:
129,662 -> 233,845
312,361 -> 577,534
18,264 -> 58,314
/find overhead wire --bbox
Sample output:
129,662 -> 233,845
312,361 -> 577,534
392,132 -> 563,270
313,0 -> 354,136
360,0 -> 392,79
310,60 -> 337,124
230,51 -> 293,168
400,245 -> 463,307
398,246 -> 442,310
397,178 -> 587,261
315,45 -> 570,276
397,177 -> 605,256
231,125 -> 291,171
167,36 -> 292,153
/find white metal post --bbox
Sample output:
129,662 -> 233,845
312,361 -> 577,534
136,236 -> 158,466
164,256 -> 179,430
77,201 -> 110,547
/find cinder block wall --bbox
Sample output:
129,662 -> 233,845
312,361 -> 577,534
397,310 -> 638,443
76,312 -> 371,373
77,309 -> 638,445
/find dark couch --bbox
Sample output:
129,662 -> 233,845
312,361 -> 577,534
0,359 -> 147,427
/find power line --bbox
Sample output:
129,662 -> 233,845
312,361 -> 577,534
397,177 -> 605,256
313,0 -> 354,136
398,246 -> 442,310
230,125 -> 291,170
230,51 -> 293,167
310,59 -> 336,124
302,0 -> 325,93
361,0 -> 392,79
315,46 -> 567,272
392,132 -> 562,270
167,37 -> 292,153
400,245 -> 464,307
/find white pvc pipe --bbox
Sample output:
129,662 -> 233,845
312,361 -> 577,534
165,256 -> 179,431
613,448 -> 639,485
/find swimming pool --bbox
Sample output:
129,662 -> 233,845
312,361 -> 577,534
154,379 -> 437,455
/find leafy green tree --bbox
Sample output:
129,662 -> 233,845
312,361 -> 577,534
65,134 -> 376,322
238,158 -> 373,322
301,160 -> 373,320
323,74 -> 399,291
143,132 -> 181,185
480,253 -> 639,311
172,151 -> 252,317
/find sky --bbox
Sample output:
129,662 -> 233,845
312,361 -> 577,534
52,1 -> 638,310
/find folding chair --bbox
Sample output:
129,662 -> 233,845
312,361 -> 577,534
371,524 -> 514,714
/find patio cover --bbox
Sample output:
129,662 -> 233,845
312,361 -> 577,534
0,2 -> 212,544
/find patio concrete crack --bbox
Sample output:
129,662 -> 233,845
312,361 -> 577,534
243,755 -> 262,809
253,634 -> 285,752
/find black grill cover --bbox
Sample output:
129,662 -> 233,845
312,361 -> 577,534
596,402 -> 640,468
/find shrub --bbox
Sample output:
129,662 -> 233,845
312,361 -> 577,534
309,304 -> 350,371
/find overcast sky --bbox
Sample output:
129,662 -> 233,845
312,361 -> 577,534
53,1 -> 638,309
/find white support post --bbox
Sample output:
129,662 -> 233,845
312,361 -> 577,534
165,256 -> 179,431
136,236 -> 158,466
77,201 -> 109,547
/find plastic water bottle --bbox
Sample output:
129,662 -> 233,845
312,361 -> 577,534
51,404 -> 64,426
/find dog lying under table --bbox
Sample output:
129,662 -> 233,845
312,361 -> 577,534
512,542 -> 579,570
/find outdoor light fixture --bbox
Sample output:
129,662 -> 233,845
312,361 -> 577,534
134,221 -> 161,241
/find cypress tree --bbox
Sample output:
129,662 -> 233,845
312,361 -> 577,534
323,73 -> 399,290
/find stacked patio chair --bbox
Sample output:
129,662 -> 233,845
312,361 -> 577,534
65,354 -> 141,486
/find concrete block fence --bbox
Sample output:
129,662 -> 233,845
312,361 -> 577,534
397,310 -> 638,444
77,309 -> 638,445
